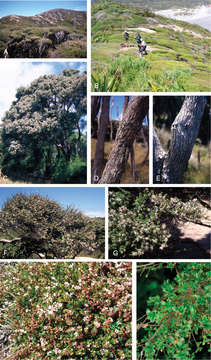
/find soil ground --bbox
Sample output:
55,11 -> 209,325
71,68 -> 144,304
164,206 -> 211,259
91,138 -> 149,184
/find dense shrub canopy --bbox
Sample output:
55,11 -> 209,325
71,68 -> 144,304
137,262 -> 210,360
1,69 -> 87,183
0,262 -> 132,360
0,193 -> 104,259
109,188 -> 204,258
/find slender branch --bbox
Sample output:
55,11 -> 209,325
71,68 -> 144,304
0,238 -> 21,243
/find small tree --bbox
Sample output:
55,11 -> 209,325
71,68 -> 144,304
1,69 -> 87,183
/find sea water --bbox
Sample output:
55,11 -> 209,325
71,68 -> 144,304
156,5 -> 211,32
0,1 -> 87,18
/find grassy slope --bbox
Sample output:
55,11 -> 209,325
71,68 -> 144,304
91,0 -> 211,91
0,13 -> 86,58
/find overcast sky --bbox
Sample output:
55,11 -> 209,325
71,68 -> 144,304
0,187 -> 105,217
0,61 -> 86,122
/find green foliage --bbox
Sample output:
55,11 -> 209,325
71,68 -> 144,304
1,69 -> 87,184
51,156 -> 87,184
109,188 -> 203,258
92,0 -> 211,92
0,262 -> 132,359
92,55 -> 193,91
91,69 -> 121,92
53,40 -> 87,58
0,193 -> 105,259
137,262 -> 210,360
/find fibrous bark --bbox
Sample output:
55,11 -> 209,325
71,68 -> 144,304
99,96 -> 149,184
153,96 -> 207,184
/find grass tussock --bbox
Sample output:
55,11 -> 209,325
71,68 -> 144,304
91,0 -> 211,92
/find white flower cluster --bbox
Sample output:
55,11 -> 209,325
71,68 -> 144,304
8,140 -> 23,155
109,189 -> 203,258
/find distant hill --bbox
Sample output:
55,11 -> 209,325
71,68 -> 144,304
2,9 -> 86,26
0,8 -> 87,58
92,0 -> 211,10
91,0 -> 211,92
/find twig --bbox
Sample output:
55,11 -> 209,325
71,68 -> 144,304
0,238 -> 21,243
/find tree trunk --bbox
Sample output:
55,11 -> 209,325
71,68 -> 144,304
129,144 -> 136,179
76,123 -> 81,156
110,118 -> 113,142
153,128 -> 166,183
123,96 -> 136,179
99,96 -> 149,184
153,96 -> 207,184
92,96 -> 110,183
122,96 -> 129,115
91,96 -> 101,124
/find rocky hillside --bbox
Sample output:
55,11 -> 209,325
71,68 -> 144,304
0,8 -> 86,58
92,0 -> 211,91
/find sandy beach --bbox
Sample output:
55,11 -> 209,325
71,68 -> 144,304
156,5 -> 211,31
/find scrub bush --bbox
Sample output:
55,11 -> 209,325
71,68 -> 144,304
0,262 -> 132,360
0,193 -> 105,259
137,262 -> 210,360
109,188 -> 202,258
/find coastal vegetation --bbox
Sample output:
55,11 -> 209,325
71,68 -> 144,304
0,192 -> 105,259
92,0 -> 211,92
0,9 -> 86,58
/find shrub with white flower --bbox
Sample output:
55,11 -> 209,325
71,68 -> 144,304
0,262 -> 132,360
109,188 -> 203,258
